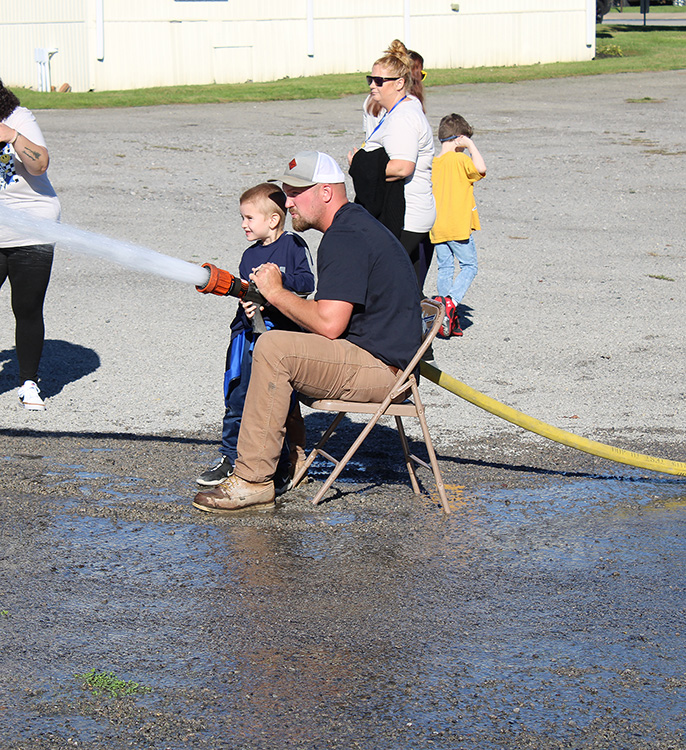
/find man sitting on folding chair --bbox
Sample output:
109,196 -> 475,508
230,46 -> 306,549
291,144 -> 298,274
193,150 -> 422,514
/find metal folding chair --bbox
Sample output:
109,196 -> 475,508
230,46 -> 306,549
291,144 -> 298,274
292,298 -> 451,514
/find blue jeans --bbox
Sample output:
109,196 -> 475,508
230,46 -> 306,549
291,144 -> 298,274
435,236 -> 478,303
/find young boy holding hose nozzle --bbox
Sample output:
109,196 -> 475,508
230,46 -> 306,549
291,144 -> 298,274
197,182 -> 314,493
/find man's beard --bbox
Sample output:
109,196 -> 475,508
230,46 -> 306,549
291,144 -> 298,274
290,213 -> 314,233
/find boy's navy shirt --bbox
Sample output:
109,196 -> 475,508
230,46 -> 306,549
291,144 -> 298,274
230,231 -> 314,337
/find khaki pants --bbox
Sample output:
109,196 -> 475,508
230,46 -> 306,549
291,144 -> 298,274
234,330 -> 397,483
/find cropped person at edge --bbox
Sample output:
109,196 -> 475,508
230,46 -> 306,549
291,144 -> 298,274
0,79 -> 60,411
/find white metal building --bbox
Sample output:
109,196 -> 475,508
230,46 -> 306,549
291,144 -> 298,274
1,1 -> 598,93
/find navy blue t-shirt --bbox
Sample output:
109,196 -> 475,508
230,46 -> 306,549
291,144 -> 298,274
315,202 -> 422,370
231,231 -> 314,336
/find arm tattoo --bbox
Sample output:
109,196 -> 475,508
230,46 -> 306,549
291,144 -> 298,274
20,146 -> 42,162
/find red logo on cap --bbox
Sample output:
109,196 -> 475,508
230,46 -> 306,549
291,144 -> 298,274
288,159 -> 297,171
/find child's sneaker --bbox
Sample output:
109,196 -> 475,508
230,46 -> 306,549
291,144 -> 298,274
274,471 -> 292,497
436,296 -> 463,338
18,380 -> 45,411
289,445 -> 310,488
450,303 -> 464,337
197,455 -> 233,486
443,297 -> 459,338
433,296 -> 451,339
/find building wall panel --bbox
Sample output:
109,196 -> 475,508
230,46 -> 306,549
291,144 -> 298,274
0,0 -> 595,93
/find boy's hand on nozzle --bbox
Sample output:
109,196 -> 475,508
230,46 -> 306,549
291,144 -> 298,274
240,299 -> 262,319
243,276 -> 268,334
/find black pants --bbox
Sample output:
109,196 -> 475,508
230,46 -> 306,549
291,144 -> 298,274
0,244 -> 54,383
399,230 -> 433,296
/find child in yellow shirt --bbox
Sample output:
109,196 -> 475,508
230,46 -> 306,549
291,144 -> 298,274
430,113 -> 486,337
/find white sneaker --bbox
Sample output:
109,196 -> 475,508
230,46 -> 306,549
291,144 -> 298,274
18,380 -> 46,411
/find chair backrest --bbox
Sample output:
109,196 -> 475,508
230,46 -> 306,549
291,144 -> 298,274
420,298 -> 443,344
389,297 -> 444,400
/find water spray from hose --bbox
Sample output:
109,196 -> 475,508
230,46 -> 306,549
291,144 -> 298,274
0,203 -> 210,287
0,204 -> 268,332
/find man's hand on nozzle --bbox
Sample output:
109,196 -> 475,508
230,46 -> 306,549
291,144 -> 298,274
250,263 -> 283,303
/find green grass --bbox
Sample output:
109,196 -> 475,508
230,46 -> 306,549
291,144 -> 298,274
75,668 -> 152,698
16,25 -> 686,111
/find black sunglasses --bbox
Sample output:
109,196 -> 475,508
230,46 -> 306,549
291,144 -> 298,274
366,75 -> 401,86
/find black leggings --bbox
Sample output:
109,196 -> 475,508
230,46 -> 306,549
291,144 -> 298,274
399,229 -> 433,296
0,244 -> 54,383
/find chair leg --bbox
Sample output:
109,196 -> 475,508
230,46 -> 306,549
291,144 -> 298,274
413,396 -> 451,514
310,410 -> 387,505
395,416 -> 421,495
292,411 -> 346,487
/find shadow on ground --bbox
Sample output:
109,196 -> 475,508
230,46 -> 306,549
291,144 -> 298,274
0,339 -> 100,397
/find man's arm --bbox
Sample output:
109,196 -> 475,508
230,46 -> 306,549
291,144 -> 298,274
251,262 -> 352,339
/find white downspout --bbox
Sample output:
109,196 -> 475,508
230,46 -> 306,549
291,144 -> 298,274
307,0 -> 314,57
96,0 -> 105,61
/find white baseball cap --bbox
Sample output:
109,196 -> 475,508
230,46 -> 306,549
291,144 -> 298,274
270,151 -> 345,188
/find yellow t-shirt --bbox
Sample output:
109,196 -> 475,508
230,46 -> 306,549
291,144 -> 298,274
429,151 -> 483,244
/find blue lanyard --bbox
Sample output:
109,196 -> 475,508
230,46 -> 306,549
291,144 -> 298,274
363,95 -> 407,148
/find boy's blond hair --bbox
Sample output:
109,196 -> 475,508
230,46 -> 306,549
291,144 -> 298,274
240,183 -> 288,231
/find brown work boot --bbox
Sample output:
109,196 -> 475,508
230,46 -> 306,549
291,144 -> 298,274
192,474 -> 275,514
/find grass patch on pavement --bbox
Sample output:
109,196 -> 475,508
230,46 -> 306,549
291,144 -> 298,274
75,668 -> 152,698
15,25 -> 686,110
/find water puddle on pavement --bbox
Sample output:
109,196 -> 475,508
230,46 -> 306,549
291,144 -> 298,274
2,450 -> 685,748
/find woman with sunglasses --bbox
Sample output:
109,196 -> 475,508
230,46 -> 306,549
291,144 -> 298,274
348,40 -> 435,293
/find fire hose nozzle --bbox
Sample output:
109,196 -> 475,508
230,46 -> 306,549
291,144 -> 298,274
196,262 -> 267,334
196,262 -> 247,297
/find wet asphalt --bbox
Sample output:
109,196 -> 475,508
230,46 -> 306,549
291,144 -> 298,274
1,428 -> 685,749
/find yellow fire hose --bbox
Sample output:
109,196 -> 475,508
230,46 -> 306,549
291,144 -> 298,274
420,361 -> 686,478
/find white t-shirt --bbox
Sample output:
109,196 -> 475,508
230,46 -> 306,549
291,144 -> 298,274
0,106 -> 60,247
362,95 -> 436,234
